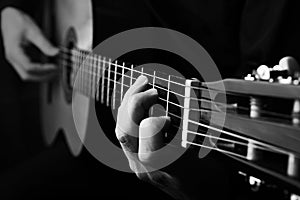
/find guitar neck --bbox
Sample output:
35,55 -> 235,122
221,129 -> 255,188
59,47 -> 187,110
58,47 -> 300,189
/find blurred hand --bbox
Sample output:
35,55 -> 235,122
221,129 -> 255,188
1,7 -> 59,81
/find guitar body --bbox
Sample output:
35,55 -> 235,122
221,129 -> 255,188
40,0 -> 93,155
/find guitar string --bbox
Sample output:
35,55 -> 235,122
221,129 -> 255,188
64,49 -> 299,120
61,47 -> 245,93
63,47 -> 300,100
69,58 -> 295,121
61,49 -> 296,120
97,82 -> 293,157
63,49 -> 298,156
98,86 -> 274,153
60,49 -> 299,161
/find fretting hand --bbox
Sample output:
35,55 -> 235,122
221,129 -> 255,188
115,75 -> 191,200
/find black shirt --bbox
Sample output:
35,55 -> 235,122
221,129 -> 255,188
93,0 -> 300,78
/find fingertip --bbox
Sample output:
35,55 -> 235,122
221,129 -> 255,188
137,75 -> 148,84
148,88 -> 158,95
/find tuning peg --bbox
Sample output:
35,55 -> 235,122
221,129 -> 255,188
249,176 -> 263,192
244,74 -> 255,81
256,65 -> 270,80
291,194 -> 300,200
273,65 -> 284,71
279,56 -> 300,77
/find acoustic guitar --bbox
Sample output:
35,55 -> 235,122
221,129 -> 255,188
40,0 -> 300,198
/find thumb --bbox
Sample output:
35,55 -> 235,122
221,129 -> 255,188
138,116 -> 171,163
25,23 -> 59,56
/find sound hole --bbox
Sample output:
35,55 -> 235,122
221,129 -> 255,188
62,27 -> 77,104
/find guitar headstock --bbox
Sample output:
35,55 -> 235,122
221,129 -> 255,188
194,58 -> 300,192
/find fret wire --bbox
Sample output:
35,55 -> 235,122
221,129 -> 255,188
94,55 -> 98,100
89,54 -> 92,97
92,54 -> 97,98
96,55 -> 101,101
82,54 -> 86,96
80,51 -> 83,94
69,49 -> 74,85
166,75 -> 171,116
130,64 -> 134,86
81,51 -> 85,95
106,59 -> 112,107
150,70 -> 156,116
113,60 -> 118,109
120,62 -> 125,103
89,54 -> 93,97
83,52 -> 88,95
88,54 -> 92,96
101,57 -> 106,104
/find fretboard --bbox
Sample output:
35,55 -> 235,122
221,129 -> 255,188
58,47 -> 299,177
60,47 -> 188,111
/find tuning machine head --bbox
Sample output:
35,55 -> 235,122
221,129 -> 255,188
244,56 -> 300,85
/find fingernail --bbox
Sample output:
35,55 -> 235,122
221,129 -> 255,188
139,75 -> 148,84
149,88 -> 157,95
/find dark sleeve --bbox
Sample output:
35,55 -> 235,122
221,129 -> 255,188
239,0 -> 300,76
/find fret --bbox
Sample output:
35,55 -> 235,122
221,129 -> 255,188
86,53 -> 90,95
85,53 -> 89,95
101,57 -> 105,104
83,52 -> 87,95
79,51 -> 84,93
120,62 -> 125,103
106,58 -> 111,107
70,49 -> 76,86
150,70 -> 156,116
87,54 -> 94,97
165,75 -> 171,116
96,55 -> 101,101
130,64 -> 134,86
92,54 -> 97,99
152,71 -> 156,90
141,67 -> 144,75
113,60 -> 118,109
